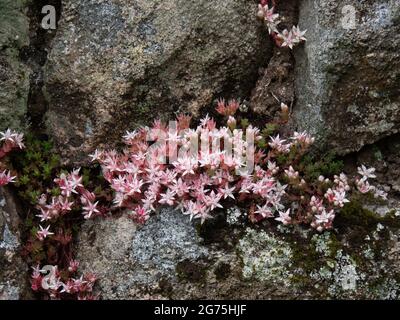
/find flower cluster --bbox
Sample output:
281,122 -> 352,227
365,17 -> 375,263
31,263 -> 97,300
356,165 -> 387,200
215,99 -> 240,117
0,170 -> 16,187
90,100 -> 385,232
308,166 -> 386,232
92,111 -> 277,224
0,129 -> 25,153
0,129 -> 24,187
35,168 -> 101,240
309,174 -> 349,231
257,1 -> 307,49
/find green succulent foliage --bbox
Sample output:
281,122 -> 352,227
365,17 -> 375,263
240,118 -> 249,129
11,134 -> 61,205
299,152 -> 344,181
256,137 -> 267,149
262,123 -> 278,137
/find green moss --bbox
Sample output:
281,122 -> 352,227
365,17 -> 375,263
351,191 -> 388,206
290,240 -> 320,273
0,0 -> 30,46
136,102 -> 151,116
327,233 -> 342,257
333,200 -> 400,252
336,200 -> 400,231
256,137 -> 267,149
290,273 -> 316,288
276,154 -> 288,166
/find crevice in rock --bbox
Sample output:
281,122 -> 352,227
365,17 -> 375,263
20,0 -> 62,134
14,1 -> 62,299
343,132 -> 400,197
249,0 -> 299,123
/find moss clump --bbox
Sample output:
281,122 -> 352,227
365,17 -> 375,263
335,200 -> 400,231
334,200 -> 400,255
327,233 -> 342,257
290,239 -> 320,273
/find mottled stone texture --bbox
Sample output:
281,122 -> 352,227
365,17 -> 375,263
76,209 -> 263,300
76,206 -> 400,300
0,0 -> 31,132
293,0 -> 400,154
0,187 -> 30,300
44,0 -> 270,164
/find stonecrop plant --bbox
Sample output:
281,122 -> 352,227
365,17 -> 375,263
35,168 -> 105,233
2,0 -> 385,302
257,0 -> 307,49
2,98 -> 387,300
89,100 -> 387,232
0,129 -> 25,186
30,263 -> 98,300
0,130 -> 100,299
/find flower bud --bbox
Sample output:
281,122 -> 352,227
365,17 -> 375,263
257,9 -> 265,20
227,116 -> 236,128
280,103 -> 289,113
280,103 -> 289,122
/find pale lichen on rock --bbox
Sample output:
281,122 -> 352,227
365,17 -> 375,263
238,228 -> 293,286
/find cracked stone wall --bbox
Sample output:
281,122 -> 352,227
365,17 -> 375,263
293,0 -> 400,154
0,187 -> 30,300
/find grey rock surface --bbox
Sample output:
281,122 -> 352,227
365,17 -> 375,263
76,206 -> 400,299
44,0 -> 270,164
0,187 -> 30,300
76,209 -> 257,299
293,0 -> 400,154
0,0 -> 31,132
